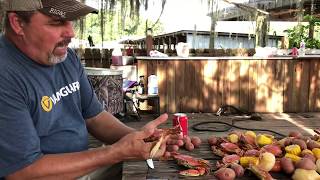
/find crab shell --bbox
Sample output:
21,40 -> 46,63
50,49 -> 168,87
178,167 -> 207,176
172,153 -> 211,176
220,142 -> 243,155
211,145 -> 226,157
222,154 -> 240,164
144,125 -> 181,142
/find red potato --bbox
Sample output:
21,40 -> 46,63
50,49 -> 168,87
288,131 -> 302,138
280,157 -> 295,174
284,138 -> 294,147
307,140 -> 320,150
208,135 -> 218,146
184,142 -> 194,151
183,135 -> 191,143
278,137 -> 294,148
270,160 -> 282,172
230,163 -> 244,177
295,158 -> 317,170
292,139 -> 307,150
214,168 -> 236,180
166,145 -> 179,152
302,153 -> 316,163
190,136 -> 202,148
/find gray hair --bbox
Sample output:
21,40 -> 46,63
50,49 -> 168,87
4,11 -> 35,32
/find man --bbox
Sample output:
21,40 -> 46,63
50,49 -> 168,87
87,35 -> 94,47
0,0 -> 183,179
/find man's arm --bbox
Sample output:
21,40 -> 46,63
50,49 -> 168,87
85,110 -> 135,144
85,111 -> 185,156
6,113 -> 171,180
6,145 -> 120,180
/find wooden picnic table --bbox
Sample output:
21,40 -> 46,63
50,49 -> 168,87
122,112 -> 320,180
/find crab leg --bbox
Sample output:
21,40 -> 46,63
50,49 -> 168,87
150,135 -> 164,158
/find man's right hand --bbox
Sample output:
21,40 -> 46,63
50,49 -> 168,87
111,114 -> 169,161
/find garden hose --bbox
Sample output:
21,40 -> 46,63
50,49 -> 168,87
191,105 -> 286,138
191,119 -> 286,138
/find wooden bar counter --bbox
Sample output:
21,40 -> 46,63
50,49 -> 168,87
136,55 -> 320,113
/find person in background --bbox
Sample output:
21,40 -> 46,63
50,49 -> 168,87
88,35 -> 94,47
0,0 -> 183,179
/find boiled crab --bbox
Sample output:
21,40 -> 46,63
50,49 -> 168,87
144,125 -> 181,158
172,153 -> 211,176
211,142 -> 244,157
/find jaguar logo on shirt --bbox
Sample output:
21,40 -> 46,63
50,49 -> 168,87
41,96 -> 53,112
41,81 -> 80,112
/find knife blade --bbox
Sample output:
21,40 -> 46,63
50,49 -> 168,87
146,159 -> 154,169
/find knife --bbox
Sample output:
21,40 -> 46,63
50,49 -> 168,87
146,159 -> 154,169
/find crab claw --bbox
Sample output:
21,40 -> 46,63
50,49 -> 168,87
150,136 -> 164,158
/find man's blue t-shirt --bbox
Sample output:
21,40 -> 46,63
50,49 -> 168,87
0,35 -> 103,177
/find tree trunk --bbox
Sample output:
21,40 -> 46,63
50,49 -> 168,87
309,0 -> 314,39
209,0 -> 219,49
297,0 -> 305,42
79,0 -> 86,47
100,0 -> 104,49
255,14 -> 269,47
209,18 -> 216,49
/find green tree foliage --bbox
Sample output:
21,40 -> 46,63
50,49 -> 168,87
73,0 -> 164,46
285,15 -> 320,49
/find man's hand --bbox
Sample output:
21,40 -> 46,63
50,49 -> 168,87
111,114 -> 169,161
142,114 -> 184,158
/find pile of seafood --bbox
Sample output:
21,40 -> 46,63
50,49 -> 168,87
147,126 -> 320,179
209,130 -> 320,180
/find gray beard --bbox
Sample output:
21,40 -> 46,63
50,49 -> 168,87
48,53 -> 67,65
